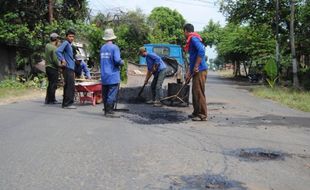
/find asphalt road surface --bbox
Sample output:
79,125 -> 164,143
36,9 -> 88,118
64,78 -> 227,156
0,72 -> 309,190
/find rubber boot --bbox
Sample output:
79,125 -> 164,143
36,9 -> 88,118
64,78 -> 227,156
105,104 -> 119,118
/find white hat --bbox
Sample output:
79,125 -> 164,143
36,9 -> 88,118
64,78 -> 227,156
102,28 -> 117,41
50,33 -> 59,39
75,54 -> 83,61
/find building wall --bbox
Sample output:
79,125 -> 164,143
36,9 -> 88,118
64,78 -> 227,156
0,44 -> 16,80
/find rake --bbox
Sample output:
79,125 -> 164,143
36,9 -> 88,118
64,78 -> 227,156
160,75 -> 192,106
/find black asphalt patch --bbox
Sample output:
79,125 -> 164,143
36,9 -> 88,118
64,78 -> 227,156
124,109 -> 188,125
166,173 -> 246,190
228,148 -> 286,162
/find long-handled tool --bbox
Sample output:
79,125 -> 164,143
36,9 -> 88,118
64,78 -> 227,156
137,64 -> 158,98
160,74 -> 192,105
113,83 -> 129,112
137,73 -> 152,97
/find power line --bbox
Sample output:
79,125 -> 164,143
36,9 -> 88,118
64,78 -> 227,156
163,0 -> 219,8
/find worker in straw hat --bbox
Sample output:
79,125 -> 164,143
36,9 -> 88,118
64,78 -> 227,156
100,28 -> 124,117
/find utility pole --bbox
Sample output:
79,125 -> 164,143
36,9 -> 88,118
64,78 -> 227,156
275,0 -> 280,77
48,0 -> 54,23
290,0 -> 300,88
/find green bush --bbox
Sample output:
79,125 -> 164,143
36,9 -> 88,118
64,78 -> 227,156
0,79 -> 25,89
264,58 -> 278,88
120,60 -> 128,84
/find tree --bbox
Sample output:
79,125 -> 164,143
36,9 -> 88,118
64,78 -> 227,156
90,9 -> 150,61
147,7 -> 186,45
219,0 -> 310,88
290,0 -> 300,87
216,24 -> 250,77
201,20 -> 222,47
114,9 -> 150,60
0,0 -> 89,76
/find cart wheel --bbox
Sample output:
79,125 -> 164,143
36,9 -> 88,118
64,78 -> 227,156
96,94 -> 102,104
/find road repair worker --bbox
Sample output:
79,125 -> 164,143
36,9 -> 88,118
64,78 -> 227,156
100,28 -> 124,117
45,33 -> 61,105
139,47 -> 167,107
56,29 -> 77,109
75,54 -> 91,80
183,23 -> 208,121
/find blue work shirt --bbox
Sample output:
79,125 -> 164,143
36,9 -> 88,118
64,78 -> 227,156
56,40 -> 75,70
188,37 -> 208,74
146,52 -> 167,75
75,61 -> 91,79
100,42 -> 124,85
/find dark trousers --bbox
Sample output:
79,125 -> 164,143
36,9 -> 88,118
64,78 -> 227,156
192,70 -> 207,119
62,68 -> 75,107
45,67 -> 59,103
102,84 -> 119,113
151,68 -> 166,101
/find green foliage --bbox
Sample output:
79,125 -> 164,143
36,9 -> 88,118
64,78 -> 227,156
264,57 -> 278,88
90,9 -> 150,62
219,0 -> 310,90
216,23 -> 250,61
0,79 -> 25,89
201,20 -> 222,47
115,10 -> 150,60
0,74 -> 47,89
78,23 -> 104,64
148,7 -> 185,45
0,13 -> 33,47
120,60 -> 128,84
56,0 -> 89,21
0,0 -> 89,71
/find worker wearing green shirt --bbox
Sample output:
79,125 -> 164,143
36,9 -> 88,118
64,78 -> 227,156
45,33 -> 61,104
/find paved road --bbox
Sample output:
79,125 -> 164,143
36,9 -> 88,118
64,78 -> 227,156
0,72 -> 309,190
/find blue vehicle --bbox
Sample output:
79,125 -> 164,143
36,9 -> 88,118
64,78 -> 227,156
139,44 -> 184,66
139,44 -> 185,78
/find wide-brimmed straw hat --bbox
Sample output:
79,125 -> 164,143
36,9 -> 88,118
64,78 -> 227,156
102,28 -> 117,41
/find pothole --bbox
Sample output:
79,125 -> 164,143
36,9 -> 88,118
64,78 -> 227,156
230,148 -> 285,162
167,173 -> 246,190
124,110 -> 188,125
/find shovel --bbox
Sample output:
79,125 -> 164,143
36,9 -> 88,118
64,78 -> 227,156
137,65 -> 159,98
137,73 -> 152,97
113,83 -> 130,112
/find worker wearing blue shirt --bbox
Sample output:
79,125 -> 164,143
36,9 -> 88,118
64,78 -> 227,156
100,28 -> 124,117
183,23 -> 208,121
75,54 -> 91,79
139,47 -> 167,107
56,29 -> 76,109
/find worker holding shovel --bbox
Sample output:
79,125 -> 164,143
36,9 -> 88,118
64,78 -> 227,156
139,47 -> 167,107
183,23 -> 208,121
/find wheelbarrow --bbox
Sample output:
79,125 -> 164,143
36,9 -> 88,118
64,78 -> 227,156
75,81 -> 102,106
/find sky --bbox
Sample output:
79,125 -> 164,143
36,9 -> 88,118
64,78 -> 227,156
88,0 -> 226,59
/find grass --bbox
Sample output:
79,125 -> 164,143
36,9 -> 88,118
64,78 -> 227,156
0,88 -> 28,99
252,86 -> 310,112
0,87 -> 46,105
